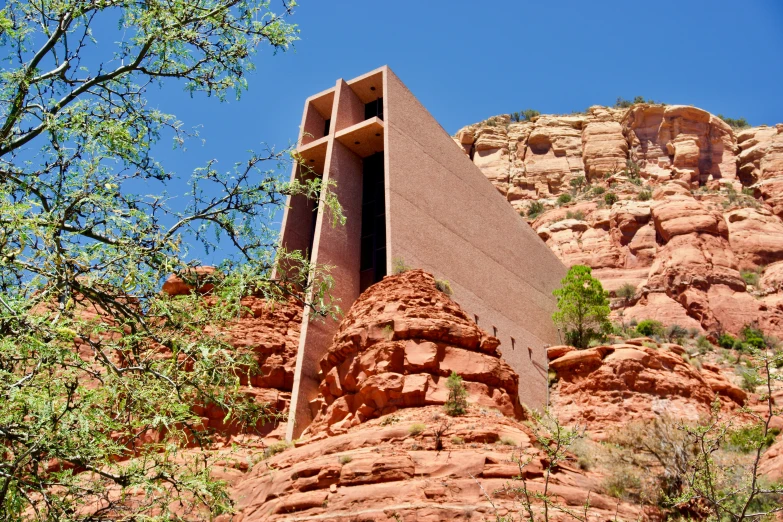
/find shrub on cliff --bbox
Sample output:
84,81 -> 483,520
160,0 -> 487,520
717,114 -> 751,130
604,192 -> 619,206
526,201 -> 545,218
510,109 -> 540,122
665,324 -> 688,344
616,283 -> 637,302
557,193 -> 572,206
552,265 -> 611,349
719,332 -> 739,349
444,371 -> 468,416
636,319 -> 664,338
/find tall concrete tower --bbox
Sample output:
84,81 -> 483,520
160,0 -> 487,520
278,66 -> 566,439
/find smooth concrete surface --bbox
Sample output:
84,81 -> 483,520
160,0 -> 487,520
281,66 -> 565,440
384,68 -> 566,409
333,79 -> 365,133
286,80 -> 366,440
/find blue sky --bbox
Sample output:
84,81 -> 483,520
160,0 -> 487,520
151,0 -> 783,185
120,0 -> 783,259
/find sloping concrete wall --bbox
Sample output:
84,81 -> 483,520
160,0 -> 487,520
281,67 -> 566,439
384,68 -> 566,409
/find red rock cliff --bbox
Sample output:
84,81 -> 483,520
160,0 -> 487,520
456,109 -> 783,337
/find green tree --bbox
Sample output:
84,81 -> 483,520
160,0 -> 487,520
552,265 -> 611,348
444,371 -> 468,416
636,319 -> 664,337
0,1 -> 343,519
674,348 -> 783,520
526,201 -> 545,218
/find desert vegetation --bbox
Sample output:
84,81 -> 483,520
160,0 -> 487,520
552,265 -> 611,348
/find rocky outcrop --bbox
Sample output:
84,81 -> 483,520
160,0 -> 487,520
454,108 -> 627,211
548,340 -> 746,439
458,105 -> 783,338
161,274 -> 303,440
306,270 -> 524,436
736,124 -> 783,219
230,405 -> 643,521
624,105 -> 737,185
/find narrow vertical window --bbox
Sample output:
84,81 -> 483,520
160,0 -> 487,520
359,152 -> 387,292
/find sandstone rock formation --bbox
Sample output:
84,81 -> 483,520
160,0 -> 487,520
456,105 -> 783,337
229,406 -> 642,521
547,339 -> 746,439
160,276 -> 303,440
306,269 -> 524,436
220,270 -> 654,521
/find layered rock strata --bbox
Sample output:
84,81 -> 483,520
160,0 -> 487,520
161,273 -> 303,439
229,406 -> 642,521
547,339 -> 747,439
456,106 -> 783,337
306,270 -> 524,436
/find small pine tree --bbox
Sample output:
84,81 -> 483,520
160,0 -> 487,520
444,371 -> 468,416
552,265 -> 612,348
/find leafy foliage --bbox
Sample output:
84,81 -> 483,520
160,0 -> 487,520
435,278 -> 453,296
674,364 -> 783,522
556,193 -> 572,206
665,324 -> 688,344
741,324 -> 766,350
635,319 -> 664,338
552,265 -> 611,349
482,409 -> 590,522
616,283 -> 636,302
392,257 -> 412,275
614,96 -> 658,109
717,114 -> 751,130
510,109 -> 540,122
444,371 -> 468,416
569,175 -> 586,193
604,192 -> 619,206
719,332 -> 739,349
526,201 -> 545,218
726,425 -> 781,454
0,1 -> 344,519
696,335 -> 713,354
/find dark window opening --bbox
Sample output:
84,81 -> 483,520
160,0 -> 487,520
365,98 -> 383,121
360,152 -> 387,292
307,199 -> 318,257
323,118 -> 331,137
305,175 -> 323,262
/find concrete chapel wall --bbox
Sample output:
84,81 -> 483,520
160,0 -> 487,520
281,66 -> 566,439
383,68 -> 566,410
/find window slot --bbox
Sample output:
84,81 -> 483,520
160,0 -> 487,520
364,98 -> 383,120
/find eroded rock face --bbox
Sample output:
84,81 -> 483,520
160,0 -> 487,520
548,340 -> 746,439
459,105 -> 783,338
196,295 -> 303,440
229,406 -> 643,522
306,270 -> 524,436
737,125 -> 783,219
624,105 -> 736,186
160,272 -> 303,439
